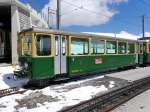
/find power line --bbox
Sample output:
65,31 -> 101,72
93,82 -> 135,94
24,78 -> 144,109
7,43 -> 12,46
63,0 -> 111,18
45,0 -> 142,31
62,0 -> 141,28
48,0 -> 142,27
61,8 -> 78,16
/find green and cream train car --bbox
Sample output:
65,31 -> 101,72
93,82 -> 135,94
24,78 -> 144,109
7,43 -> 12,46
14,28 -> 145,86
139,37 -> 150,64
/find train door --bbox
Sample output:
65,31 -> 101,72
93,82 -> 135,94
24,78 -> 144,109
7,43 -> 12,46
143,42 -> 148,64
54,35 -> 67,75
135,43 -> 139,64
138,43 -> 144,64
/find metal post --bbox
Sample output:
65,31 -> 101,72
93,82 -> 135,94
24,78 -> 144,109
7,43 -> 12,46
142,15 -> 145,38
56,0 -> 60,30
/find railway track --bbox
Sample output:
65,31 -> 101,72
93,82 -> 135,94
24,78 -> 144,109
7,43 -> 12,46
0,87 -> 26,98
60,76 -> 150,112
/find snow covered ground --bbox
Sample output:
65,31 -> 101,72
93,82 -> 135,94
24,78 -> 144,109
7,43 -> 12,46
112,89 -> 150,112
0,66 -> 128,112
0,66 -> 150,112
0,66 -> 28,90
106,67 -> 150,82
0,75 -> 121,112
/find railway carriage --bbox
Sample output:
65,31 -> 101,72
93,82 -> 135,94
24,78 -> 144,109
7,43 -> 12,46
14,27 -> 144,86
139,38 -> 150,65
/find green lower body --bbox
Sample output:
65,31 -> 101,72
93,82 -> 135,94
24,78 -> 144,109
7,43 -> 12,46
18,57 -> 54,80
138,54 -> 144,65
18,54 -> 136,81
143,53 -> 150,64
67,54 -> 136,75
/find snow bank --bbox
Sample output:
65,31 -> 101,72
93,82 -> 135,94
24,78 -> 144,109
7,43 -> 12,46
0,66 -> 119,112
22,85 -> 108,112
0,66 -> 28,90
0,94 -> 24,112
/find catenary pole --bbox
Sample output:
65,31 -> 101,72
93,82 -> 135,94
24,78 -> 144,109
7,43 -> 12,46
142,15 -> 145,38
56,0 -> 60,30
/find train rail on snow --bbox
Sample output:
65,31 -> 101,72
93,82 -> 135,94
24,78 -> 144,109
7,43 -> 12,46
60,76 -> 150,112
0,87 -> 26,98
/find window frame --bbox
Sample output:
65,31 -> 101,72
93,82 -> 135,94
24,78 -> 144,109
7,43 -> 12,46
128,42 -> 135,54
135,43 -> 139,54
139,43 -> 143,54
35,33 -> 53,57
149,43 -> 150,53
55,35 -> 59,56
70,37 -> 89,56
106,40 -> 117,54
118,41 -> 127,54
21,33 -> 32,56
91,39 -> 105,54
18,33 -> 23,56
62,36 -> 67,56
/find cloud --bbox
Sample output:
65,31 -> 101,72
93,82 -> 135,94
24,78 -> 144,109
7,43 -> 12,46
41,0 -> 128,27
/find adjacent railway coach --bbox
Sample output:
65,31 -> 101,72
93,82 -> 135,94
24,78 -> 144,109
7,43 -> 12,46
14,28 -> 145,86
139,38 -> 150,65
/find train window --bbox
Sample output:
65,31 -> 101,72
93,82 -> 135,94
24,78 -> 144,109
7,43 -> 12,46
106,41 -> 116,54
91,40 -> 105,54
140,44 -> 143,53
118,42 -> 126,54
22,35 -> 32,56
128,43 -> 135,54
36,35 -> 51,56
55,36 -> 59,56
143,44 -> 146,52
135,43 -> 139,54
71,38 -> 89,55
62,37 -> 66,55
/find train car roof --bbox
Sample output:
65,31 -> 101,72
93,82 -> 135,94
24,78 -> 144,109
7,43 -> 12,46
21,27 -> 145,42
139,37 -> 150,40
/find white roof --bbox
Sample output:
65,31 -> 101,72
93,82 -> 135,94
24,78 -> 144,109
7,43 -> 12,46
84,31 -> 141,40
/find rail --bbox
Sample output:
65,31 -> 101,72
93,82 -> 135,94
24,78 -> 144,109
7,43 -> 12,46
60,76 -> 150,112
0,87 -> 26,98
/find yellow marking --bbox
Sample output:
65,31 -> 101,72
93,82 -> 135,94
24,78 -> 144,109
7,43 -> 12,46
68,36 -> 71,56
116,40 -> 119,54
51,34 -> 54,56
32,32 -> 36,57
89,38 -> 91,55
104,40 -> 106,55
71,69 -> 82,73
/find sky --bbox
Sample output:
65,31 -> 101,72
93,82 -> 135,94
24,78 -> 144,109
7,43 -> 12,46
20,0 -> 150,36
